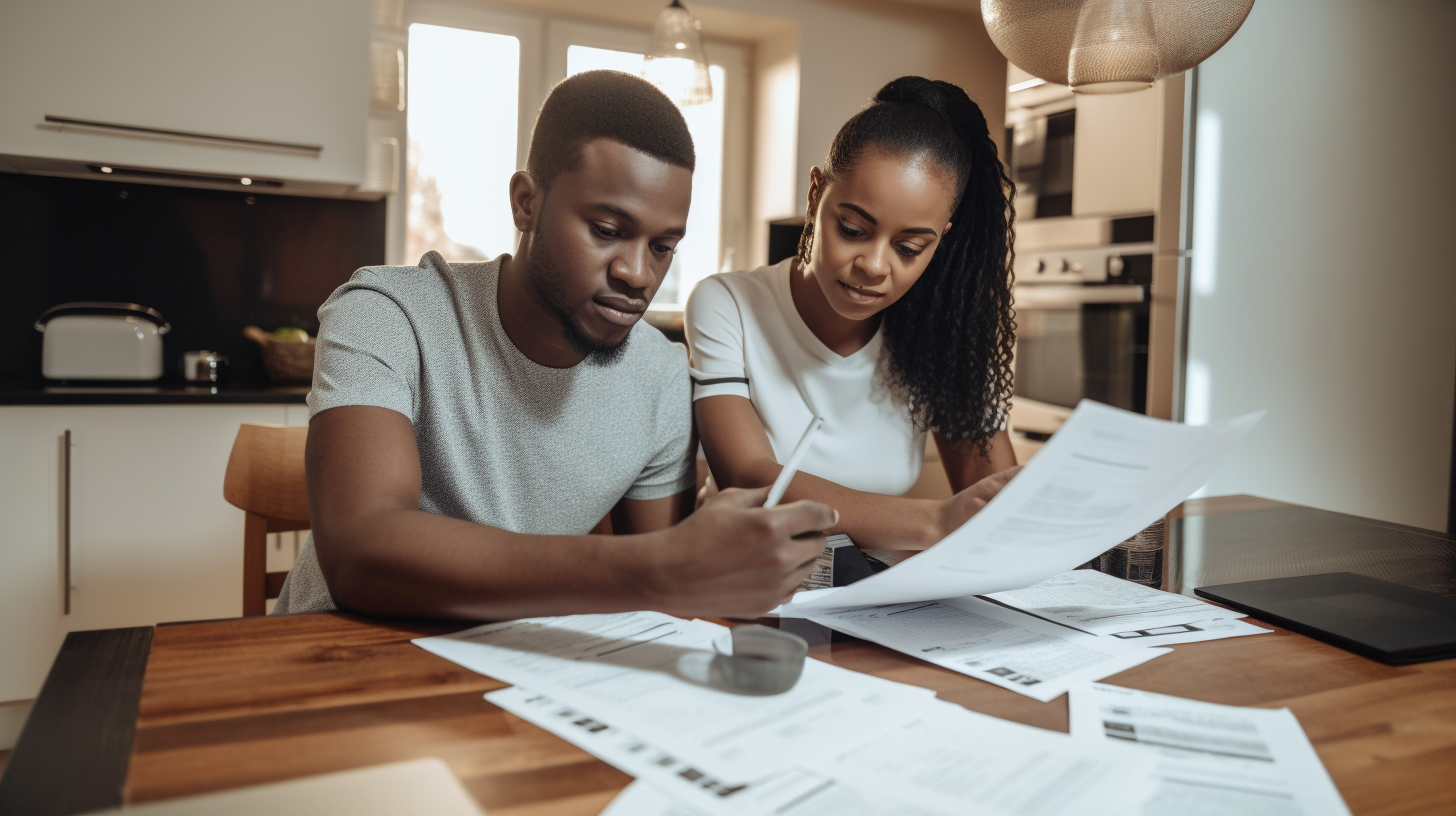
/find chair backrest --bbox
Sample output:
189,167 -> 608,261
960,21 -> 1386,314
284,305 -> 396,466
224,424 -> 309,523
224,424 -> 308,615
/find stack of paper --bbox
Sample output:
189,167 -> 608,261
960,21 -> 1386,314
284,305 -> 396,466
416,612 -> 1158,815
770,403 -> 1263,696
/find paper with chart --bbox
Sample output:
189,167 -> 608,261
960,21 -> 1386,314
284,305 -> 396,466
777,401 -> 1263,614
414,611 -> 934,779
1069,683 -> 1352,816
492,686 -> 945,816
804,594 -> 1168,701
986,569 -> 1272,646
495,684 -> 1156,816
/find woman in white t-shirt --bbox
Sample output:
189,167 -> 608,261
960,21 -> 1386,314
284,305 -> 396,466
685,76 -> 1019,551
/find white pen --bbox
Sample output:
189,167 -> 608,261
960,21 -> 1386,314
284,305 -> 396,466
764,416 -> 823,508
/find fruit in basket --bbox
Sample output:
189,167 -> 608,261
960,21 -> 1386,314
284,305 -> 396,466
270,326 -> 310,343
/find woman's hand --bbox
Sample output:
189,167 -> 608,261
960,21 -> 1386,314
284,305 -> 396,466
933,464 -> 1023,541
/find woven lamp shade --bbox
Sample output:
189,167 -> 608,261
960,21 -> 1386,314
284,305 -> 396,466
644,0 -> 713,106
983,0 -> 1255,94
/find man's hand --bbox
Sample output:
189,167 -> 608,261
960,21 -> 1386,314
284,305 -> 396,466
640,486 -> 836,619
933,464 -> 1023,542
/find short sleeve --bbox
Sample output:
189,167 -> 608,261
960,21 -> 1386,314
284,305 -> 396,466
307,287 -> 421,421
683,275 -> 750,400
624,347 -> 696,501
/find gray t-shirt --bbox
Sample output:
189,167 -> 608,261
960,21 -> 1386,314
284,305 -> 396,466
272,251 -> 695,614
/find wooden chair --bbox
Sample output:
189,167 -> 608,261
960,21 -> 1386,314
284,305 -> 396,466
223,424 -> 309,617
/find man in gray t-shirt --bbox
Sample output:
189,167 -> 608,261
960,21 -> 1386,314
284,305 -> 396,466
275,71 -> 832,620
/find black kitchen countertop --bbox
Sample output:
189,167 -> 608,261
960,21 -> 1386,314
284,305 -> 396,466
0,378 -> 308,405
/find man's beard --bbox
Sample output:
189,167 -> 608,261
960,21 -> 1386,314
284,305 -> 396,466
525,224 -> 631,366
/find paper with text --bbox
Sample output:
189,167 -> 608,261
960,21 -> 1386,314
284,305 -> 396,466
797,698 -> 1157,816
415,611 -> 933,779
493,687 -> 944,816
778,402 -> 1262,613
987,569 -> 1242,635
1069,683 -> 1352,816
805,595 -> 1167,701
495,684 -> 1156,816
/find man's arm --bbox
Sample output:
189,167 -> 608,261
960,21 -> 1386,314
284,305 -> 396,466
307,405 -> 832,620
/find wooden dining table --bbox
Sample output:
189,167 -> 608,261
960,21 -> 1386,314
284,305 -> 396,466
2,495 -> 1454,816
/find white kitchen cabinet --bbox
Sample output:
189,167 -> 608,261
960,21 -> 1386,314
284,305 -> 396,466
0,0 -> 372,189
1072,88 -> 1160,217
0,404 -> 289,703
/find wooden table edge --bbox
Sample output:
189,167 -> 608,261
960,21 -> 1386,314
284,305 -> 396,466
0,626 -> 153,816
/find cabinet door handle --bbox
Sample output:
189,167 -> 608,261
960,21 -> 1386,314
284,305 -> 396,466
63,429 -> 72,616
42,114 -> 324,156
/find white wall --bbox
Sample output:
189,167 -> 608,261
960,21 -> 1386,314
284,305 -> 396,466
1186,0 -> 1456,530
712,0 -> 1005,222
748,25 -> 800,268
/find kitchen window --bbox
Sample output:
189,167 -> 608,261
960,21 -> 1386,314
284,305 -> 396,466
401,7 -> 748,311
404,23 -> 521,263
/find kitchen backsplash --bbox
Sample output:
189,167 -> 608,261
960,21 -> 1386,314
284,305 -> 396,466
0,172 -> 385,386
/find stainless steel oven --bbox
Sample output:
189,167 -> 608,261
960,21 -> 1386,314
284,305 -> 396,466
1012,223 -> 1153,426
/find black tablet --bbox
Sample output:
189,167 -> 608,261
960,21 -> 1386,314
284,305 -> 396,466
1195,572 -> 1456,665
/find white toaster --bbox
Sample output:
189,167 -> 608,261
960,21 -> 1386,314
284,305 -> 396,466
35,302 -> 171,380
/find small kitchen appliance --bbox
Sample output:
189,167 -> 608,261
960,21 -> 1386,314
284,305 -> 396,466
183,350 -> 229,384
35,302 -> 170,381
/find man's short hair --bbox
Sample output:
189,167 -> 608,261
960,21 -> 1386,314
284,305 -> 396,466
526,70 -> 695,188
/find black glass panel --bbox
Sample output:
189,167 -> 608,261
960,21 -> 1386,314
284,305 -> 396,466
0,173 -> 385,386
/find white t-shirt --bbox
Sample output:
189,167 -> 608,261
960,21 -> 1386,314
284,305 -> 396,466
685,259 -> 926,496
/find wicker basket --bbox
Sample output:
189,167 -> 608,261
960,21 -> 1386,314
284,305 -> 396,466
244,326 -> 316,384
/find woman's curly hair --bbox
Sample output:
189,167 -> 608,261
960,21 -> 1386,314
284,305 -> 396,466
798,76 -> 1017,457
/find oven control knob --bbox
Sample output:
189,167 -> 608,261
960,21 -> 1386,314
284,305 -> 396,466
1108,256 -> 1125,277
1035,259 -> 1046,274
1059,259 -> 1071,273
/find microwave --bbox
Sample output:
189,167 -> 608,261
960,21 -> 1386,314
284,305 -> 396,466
1007,107 -> 1077,220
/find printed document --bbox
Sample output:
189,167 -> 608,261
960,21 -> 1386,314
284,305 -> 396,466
986,569 -> 1231,633
986,569 -> 1270,640
493,684 -> 1156,816
492,686 -> 943,816
778,402 -> 1262,614
797,697 -> 1156,816
414,611 -> 933,780
1069,683 -> 1352,816
804,595 -> 1168,701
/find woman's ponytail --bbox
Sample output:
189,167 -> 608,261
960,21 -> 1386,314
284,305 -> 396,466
806,77 -> 1017,453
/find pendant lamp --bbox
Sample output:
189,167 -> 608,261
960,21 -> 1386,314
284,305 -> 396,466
983,0 -> 1255,94
643,0 -> 713,106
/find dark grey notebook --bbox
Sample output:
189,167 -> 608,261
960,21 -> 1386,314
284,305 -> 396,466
1195,572 -> 1456,665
